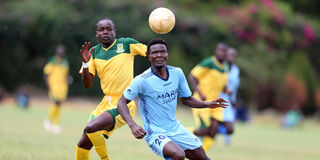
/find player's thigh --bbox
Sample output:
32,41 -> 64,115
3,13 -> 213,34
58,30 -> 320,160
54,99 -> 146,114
163,141 -> 185,159
85,112 -> 114,133
185,146 -> 210,160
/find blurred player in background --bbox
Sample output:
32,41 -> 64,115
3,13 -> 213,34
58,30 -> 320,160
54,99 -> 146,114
218,48 -> 240,145
75,18 -> 146,160
117,38 -> 228,160
43,45 -> 70,134
188,43 -> 228,151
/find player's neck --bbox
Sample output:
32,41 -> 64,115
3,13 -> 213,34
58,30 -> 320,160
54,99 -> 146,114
101,39 -> 115,49
151,65 -> 167,79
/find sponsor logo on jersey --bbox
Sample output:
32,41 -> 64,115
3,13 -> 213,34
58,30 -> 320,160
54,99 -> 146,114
116,43 -> 125,53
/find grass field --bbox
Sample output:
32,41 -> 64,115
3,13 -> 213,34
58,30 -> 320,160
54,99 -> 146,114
1,97 -> 320,160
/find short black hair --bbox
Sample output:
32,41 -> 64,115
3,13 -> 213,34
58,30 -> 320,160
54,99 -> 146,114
146,37 -> 168,55
96,17 -> 115,30
216,42 -> 228,49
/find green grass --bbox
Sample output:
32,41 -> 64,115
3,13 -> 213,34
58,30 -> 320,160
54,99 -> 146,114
1,99 -> 320,160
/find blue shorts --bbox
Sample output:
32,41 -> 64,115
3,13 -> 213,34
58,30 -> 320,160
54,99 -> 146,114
145,124 -> 202,159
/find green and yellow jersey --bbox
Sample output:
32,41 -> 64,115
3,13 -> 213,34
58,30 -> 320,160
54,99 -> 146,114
191,56 -> 228,101
80,38 -> 147,96
191,56 -> 228,123
44,56 -> 69,101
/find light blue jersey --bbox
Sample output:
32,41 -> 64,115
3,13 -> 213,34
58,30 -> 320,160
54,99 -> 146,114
124,65 -> 202,159
220,64 -> 240,121
228,64 -> 240,103
124,65 -> 192,135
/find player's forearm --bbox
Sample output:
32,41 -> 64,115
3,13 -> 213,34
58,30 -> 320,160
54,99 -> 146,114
81,69 -> 94,88
181,96 -> 208,108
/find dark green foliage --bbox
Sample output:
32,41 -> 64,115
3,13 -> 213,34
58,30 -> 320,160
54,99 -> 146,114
0,0 -> 319,113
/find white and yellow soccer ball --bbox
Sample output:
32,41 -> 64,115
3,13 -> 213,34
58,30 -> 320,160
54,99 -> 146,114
148,7 -> 175,34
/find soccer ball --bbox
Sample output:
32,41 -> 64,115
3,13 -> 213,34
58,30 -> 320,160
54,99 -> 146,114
149,7 -> 175,34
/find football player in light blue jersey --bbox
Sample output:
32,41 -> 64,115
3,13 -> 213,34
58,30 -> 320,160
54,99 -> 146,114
117,38 -> 228,160
219,48 -> 240,144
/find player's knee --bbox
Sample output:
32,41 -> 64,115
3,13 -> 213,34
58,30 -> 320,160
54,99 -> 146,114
77,140 -> 92,150
225,124 -> 234,134
197,153 -> 210,160
54,101 -> 61,106
170,150 -> 185,160
227,128 -> 234,134
84,123 -> 98,133
208,128 -> 217,137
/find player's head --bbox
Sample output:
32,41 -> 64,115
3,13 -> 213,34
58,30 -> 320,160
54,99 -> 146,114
226,48 -> 238,65
56,44 -> 66,58
147,38 -> 168,69
215,42 -> 228,62
96,18 -> 116,45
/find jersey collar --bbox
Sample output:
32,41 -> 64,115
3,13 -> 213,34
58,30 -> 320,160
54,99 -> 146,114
212,56 -> 224,70
151,66 -> 169,81
102,39 -> 117,52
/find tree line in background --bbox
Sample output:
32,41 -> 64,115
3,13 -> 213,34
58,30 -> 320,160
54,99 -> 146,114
0,0 -> 319,115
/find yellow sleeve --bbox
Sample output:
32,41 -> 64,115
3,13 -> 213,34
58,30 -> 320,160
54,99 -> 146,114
130,43 -> 147,57
79,56 -> 96,76
43,63 -> 53,75
191,65 -> 210,80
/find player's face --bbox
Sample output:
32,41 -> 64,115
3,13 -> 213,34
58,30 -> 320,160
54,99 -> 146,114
148,44 -> 168,69
56,47 -> 65,58
96,20 -> 116,45
215,44 -> 227,62
226,50 -> 237,64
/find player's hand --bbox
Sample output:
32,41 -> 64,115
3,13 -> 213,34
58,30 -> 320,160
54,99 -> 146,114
208,98 -> 228,108
80,42 -> 92,63
129,124 -> 146,139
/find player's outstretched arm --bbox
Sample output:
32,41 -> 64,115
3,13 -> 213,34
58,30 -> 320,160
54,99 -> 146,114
80,42 -> 94,88
181,96 -> 228,109
117,95 -> 146,139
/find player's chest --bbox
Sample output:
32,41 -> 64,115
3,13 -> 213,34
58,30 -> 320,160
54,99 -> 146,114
145,79 -> 179,104
94,44 -> 130,61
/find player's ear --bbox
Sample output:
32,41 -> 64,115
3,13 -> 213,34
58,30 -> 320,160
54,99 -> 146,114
147,53 -> 152,62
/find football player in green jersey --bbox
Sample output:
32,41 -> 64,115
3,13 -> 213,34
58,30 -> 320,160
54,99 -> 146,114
75,18 -> 146,160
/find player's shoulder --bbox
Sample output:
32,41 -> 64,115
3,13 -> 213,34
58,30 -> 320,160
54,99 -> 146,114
232,64 -> 240,73
47,56 -> 59,64
90,44 -> 102,58
118,37 -> 139,44
62,58 -> 69,66
47,56 -> 55,63
137,68 -> 153,79
167,65 -> 182,72
167,65 -> 185,76
199,57 -> 213,67
233,64 -> 240,71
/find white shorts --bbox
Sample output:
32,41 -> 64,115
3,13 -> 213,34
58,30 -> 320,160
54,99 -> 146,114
145,124 -> 202,159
